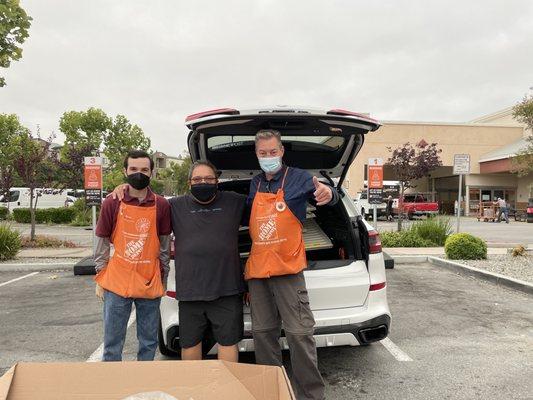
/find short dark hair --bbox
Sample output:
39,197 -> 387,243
123,150 -> 154,171
188,160 -> 219,180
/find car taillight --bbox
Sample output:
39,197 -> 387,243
368,230 -> 382,254
369,282 -> 386,291
185,108 -> 239,122
166,291 -> 176,298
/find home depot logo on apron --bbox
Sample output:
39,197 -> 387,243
95,202 -> 163,299
245,168 -> 307,280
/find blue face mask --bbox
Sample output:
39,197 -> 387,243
258,156 -> 282,174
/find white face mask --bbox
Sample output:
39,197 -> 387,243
258,156 -> 282,174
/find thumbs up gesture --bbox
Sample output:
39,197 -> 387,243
313,176 -> 333,206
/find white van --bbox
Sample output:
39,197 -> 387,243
0,187 -> 75,210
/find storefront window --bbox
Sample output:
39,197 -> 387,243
481,190 -> 491,202
469,188 -> 480,212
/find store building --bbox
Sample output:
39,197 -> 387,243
344,107 -> 532,215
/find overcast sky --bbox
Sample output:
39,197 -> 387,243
1,0 -> 532,156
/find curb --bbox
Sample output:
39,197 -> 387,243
390,255 -> 533,295
427,257 -> 533,296
0,263 -> 74,272
390,255 -> 430,264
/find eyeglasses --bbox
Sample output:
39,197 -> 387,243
190,176 -> 217,184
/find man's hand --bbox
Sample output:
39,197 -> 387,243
243,292 -> 251,306
95,284 -> 104,301
313,176 -> 333,206
111,183 -> 129,201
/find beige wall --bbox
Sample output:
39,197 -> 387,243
344,121 -> 525,197
517,174 -> 533,203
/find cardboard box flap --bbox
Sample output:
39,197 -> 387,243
1,361 -> 294,400
0,364 -> 16,400
221,361 -> 294,400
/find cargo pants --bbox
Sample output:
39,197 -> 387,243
248,272 -> 325,400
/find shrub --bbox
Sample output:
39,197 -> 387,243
21,235 -> 76,248
48,208 -> 76,224
12,208 -> 31,223
445,233 -> 487,260
0,207 -> 9,220
70,198 -> 94,226
381,230 -> 435,247
0,224 -> 22,261
410,216 -> 452,246
12,207 -> 76,224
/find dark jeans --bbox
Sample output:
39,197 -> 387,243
103,290 -> 161,361
498,207 -> 509,223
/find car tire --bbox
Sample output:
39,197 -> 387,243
158,320 -> 180,358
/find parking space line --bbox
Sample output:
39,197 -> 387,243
86,307 -> 136,362
380,337 -> 413,362
0,272 -> 39,287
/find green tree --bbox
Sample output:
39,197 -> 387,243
512,94 -> 533,192
12,131 -> 58,240
387,141 -> 442,231
58,108 -> 152,191
0,114 -> 26,199
154,156 -> 191,196
104,114 -> 151,171
0,0 -> 32,87
59,108 -> 110,154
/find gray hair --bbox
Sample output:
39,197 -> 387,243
255,129 -> 282,147
188,160 -> 219,180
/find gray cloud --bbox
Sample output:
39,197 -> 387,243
1,0 -> 532,155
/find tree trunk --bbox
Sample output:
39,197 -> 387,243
397,183 -> 404,232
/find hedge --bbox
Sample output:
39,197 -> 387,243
12,208 -> 76,224
445,233 -> 487,260
0,207 -> 8,220
381,230 -> 435,248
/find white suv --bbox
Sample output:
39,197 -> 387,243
159,107 -> 391,357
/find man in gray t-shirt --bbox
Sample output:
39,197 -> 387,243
169,160 -> 246,363
496,197 -> 509,223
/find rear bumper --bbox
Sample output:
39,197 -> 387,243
165,314 -> 390,353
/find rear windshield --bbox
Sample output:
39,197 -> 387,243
205,134 -> 351,171
208,135 -> 345,152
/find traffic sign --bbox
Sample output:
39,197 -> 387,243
84,157 -> 103,190
453,154 -> 470,175
368,158 -> 384,189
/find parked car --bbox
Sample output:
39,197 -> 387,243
354,191 -> 387,220
0,187 -> 74,210
393,193 -> 439,219
159,107 -> 391,357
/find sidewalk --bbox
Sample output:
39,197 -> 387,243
18,247 -> 92,258
384,247 -> 508,255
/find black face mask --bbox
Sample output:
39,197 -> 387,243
127,172 -> 151,190
190,183 -> 218,203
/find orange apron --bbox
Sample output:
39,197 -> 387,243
95,201 -> 164,299
245,168 -> 307,280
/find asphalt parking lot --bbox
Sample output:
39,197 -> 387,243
1,263 -> 532,399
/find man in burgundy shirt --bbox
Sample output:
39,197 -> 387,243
94,150 -> 171,361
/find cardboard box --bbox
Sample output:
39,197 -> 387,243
0,360 -> 295,400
